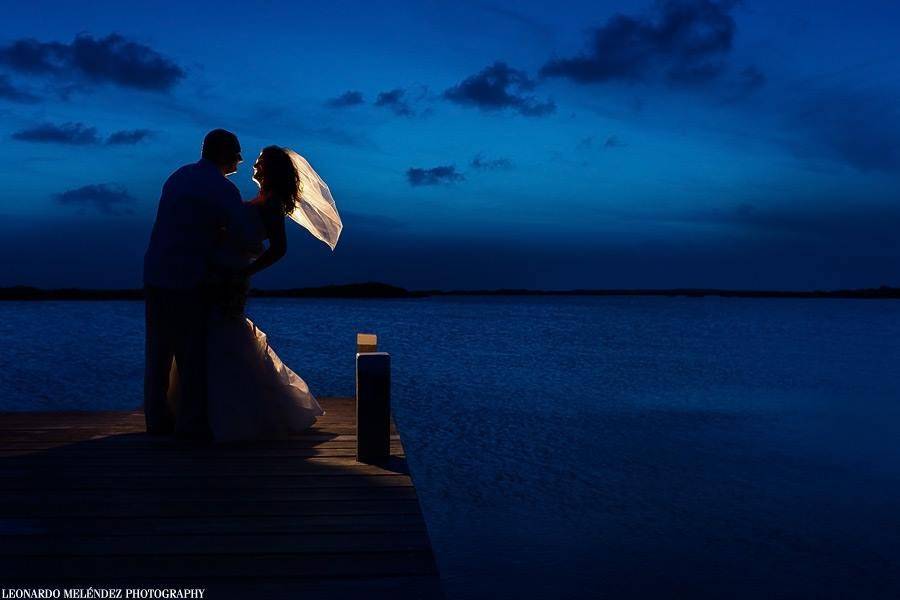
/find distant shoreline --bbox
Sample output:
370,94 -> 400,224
1,282 -> 898,300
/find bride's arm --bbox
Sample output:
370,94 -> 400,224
241,204 -> 286,278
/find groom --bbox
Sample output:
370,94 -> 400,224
143,129 -> 247,441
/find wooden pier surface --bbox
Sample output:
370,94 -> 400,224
0,397 -> 442,598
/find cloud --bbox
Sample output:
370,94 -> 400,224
0,74 -> 38,103
53,183 -> 136,215
374,88 -> 414,116
12,122 -> 100,145
325,90 -> 364,108
0,34 -> 184,92
735,66 -> 766,94
406,165 -> 465,186
471,154 -> 513,170
578,135 -> 625,150
12,123 -> 153,146
540,0 -> 750,89
785,87 -> 900,173
105,129 -> 153,145
444,61 -> 555,116
663,201 -> 900,248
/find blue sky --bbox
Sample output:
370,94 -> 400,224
1,0 -> 899,289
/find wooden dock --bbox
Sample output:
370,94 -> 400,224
0,397 -> 442,598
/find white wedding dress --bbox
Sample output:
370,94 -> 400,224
167,202 -> 324,442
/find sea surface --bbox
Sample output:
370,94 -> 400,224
1,296 -> 899,598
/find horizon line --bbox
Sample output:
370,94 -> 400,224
1,282 -> 898,300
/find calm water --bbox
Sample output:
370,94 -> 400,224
1,296 -> 899,598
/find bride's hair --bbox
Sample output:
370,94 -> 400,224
255,146 -> 301,216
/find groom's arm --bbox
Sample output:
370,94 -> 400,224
219,182 -> 254,245
205,182 -> 255,279
240,205 -> 287,278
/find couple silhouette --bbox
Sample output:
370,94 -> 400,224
142,129 -> 334,442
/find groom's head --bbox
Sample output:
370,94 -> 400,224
202,129 -> 242,176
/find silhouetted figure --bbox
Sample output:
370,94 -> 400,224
164,146 -> 324,442
142,129 -> 249,441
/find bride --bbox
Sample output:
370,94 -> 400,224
168,146 -> 339,442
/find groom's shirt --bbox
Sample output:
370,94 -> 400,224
143,158 -> 250,289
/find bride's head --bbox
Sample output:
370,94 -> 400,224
252,146 -> 300,216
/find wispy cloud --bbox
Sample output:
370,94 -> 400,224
784,86 -> 900,173
407,165 -> 465,186
578,135 -> 625,150
12,122 -> 100,145
12,122 -> 154,146
53,183 -> 136,215
325,90 -> 365,108
540,0 -> 761,96
0,74 -> 38,103
471,154 -> 513,170
375,88 -> 414,116
730,66 -> 766,98
444,61 -> 555,116
0,33 -> 185,92
658,201 -> 900,247
105,129 -> 153,145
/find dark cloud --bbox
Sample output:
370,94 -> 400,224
785,87 -> 900,173
0,74 -> 38,103
471,154 -> 513,170
541,0 -> 747,89
53,184 -> 136,215
717,65 -> 767,103
736,66 -> 766,94
627,200 -> 900,250
325,90 -> 365,108
444,61 -> 555,116
105,129 -> 153,145
0,34 -> 184,92
374,88 -> 413,116
12,123 -> 153,147
406,165 -> 465,186
12,122 -> 100,145
578,135 -> 625,150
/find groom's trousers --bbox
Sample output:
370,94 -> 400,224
144,286 -> 211,437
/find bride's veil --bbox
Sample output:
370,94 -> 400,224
284,149 -> 343,250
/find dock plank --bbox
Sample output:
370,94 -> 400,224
0,397 -> 442,598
